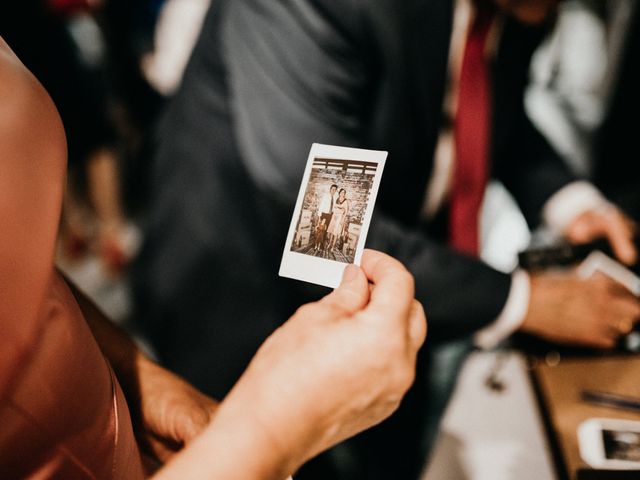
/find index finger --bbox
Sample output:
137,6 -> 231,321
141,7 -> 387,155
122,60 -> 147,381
359,249 -> 415,324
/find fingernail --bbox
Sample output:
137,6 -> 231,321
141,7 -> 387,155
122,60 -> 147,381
341,264 -> 359,284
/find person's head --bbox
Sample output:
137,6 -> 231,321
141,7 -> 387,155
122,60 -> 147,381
491,0 -> 559,24
330,184 -> 338,194
320,218 -> 326,225
338,189 -> 346,200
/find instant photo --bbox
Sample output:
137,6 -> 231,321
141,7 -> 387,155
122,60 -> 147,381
279,144 -> 386,288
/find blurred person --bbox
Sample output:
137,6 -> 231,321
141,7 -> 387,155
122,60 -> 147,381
94,0 -> 171,219
133,0 -> 640,477
526,0 -> 610,176
0,37 -> 426,478
593,0 -> 640,221
97,0 -> 164,127
0,0 -> 139,274
141,0 -> 212,96
527,0 -> 640,220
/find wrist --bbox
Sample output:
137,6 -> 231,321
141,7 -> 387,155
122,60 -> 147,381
206,351 -> 334,477
474,269 -> 530,349
519,273 -> 552,336
220,369 -> 311,475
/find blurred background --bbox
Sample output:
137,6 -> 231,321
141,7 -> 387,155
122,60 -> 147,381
1,0 -> 211,324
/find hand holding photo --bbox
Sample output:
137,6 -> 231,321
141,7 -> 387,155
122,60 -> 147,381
279,143 -> 386,288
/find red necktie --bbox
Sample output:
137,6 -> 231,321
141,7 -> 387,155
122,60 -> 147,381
449,8 -> 494,256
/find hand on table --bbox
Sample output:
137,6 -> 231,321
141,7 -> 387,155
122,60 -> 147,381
522,270 -> 640,349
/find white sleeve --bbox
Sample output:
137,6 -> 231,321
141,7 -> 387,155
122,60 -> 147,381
474,269 -> 531,350
542,181 -> 611,234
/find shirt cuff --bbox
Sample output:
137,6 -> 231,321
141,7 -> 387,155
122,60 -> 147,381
474,269 -> 530,350
542,181 -> 610,234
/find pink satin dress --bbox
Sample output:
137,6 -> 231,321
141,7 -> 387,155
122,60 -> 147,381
0,40 -> 144,479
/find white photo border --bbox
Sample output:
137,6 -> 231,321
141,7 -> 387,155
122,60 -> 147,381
279,143 -> 387,288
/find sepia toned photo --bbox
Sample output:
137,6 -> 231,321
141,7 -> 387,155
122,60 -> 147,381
280,144 -> 386,288
290,157 -> 378,264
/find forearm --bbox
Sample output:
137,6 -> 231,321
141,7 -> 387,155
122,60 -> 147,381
153,401 -> 291,479
153,363 -> 300,480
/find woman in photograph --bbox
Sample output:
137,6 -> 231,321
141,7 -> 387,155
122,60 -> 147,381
327,188 -> 350,252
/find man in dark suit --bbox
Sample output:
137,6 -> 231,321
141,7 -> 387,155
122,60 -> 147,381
133,0 -> 639,477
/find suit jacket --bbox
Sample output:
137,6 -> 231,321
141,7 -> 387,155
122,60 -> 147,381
133,0 -> 574,397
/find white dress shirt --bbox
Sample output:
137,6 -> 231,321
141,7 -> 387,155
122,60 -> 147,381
318,190 -> 336,214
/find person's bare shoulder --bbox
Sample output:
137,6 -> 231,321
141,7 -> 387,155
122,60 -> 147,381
0,38 -> 66,325
0,38 -> 67,180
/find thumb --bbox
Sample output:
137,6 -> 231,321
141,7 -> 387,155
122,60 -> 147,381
319,264 -> 370,315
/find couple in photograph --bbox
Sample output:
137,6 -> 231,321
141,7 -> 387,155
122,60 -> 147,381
316,183 -> 350,254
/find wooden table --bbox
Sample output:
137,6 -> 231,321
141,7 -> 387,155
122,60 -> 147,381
532,354 -> 640,480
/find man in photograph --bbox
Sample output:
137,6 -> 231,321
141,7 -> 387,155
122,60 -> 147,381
317,183 -> 337,249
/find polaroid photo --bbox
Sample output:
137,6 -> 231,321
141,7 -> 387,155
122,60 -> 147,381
279,143 -> 387,288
